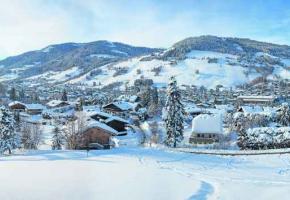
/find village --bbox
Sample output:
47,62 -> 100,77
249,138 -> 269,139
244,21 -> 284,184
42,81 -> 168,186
0,75 -> 289,153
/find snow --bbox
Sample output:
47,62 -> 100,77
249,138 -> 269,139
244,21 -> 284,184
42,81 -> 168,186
8,101 -> 25,107
192,114 -> 223,134
89,54 -> 116,59
28,67 -> 81,83
273,66 -> 290,79
0,147 -> 290,200
104,101 -> 135,111
68,50 -> 251,89
111,49 -> 128,56
238,105 -> 264,114
41,46 -> 54,53
25,104 -> 45,110
87,120 -> 119,135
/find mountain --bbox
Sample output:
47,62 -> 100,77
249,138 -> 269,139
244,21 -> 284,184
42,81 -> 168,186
0,41 -> 161,81
0,36 -> 289,88
162,35 -> 290,60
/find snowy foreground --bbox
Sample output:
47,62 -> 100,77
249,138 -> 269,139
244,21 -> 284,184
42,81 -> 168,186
1,147 -> 290,200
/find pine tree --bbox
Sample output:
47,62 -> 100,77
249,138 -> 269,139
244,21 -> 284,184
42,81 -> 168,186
19,88 -> 25,101
61,90 -> 68,101
0,107 -> 20,154
164,76 -> 185,148
9,87 -> 17,101
52,126 -> 64,150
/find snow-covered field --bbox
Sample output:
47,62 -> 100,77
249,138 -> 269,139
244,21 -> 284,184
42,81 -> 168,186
0,147 -> 289,200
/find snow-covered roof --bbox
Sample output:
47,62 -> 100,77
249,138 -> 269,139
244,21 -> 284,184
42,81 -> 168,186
25,104 -> 45,110
237,95 -> 276,102
86,120 -> 118,135
104,101 -> 135,111
184,104 -> 203,114
192,114 -> 223,134
104,116 -> 129,124
238,106 -> 263,114
8,101 -> 25,107
46,100 -> 69,107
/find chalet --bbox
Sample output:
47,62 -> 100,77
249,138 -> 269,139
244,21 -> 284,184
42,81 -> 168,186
78,121 -> 118,150
189,114 -> 223,144
90,111 -> 129,136
103,101 -> 140,114
184,104 -> 204,117
104,117 -> 129,135
8,101 -> 26,112
19,113 -> 44,125
25,104 -> 45,115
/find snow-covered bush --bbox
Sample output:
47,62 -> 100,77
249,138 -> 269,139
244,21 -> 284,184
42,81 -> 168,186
245,127 -> 290,150
276,103 -> 290,126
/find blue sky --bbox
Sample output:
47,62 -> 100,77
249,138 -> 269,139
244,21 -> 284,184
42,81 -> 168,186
1,0 -> 290,58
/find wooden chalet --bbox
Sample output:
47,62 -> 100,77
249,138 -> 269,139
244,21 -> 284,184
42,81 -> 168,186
25,104 -> 45,115
90,111 -> 129,136
8,101 -> 26,112
78,121 -> 118,150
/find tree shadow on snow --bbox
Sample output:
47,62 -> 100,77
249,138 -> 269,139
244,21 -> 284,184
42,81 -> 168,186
187,181 -> 214,200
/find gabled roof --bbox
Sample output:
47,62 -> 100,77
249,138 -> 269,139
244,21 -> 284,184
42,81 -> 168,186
25,104 -> 45,110
104,116 -> 129,124
46,100 -> 70,107
192,114 -> 223,134
8,101 -> 25,107
103,101 -> 134,111
86,120 -> 118,135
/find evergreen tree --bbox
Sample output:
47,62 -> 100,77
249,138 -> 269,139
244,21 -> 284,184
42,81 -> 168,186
0,107 -> 20,154
51,126 -> 64,150
32,92 -> 40,103
164,76 -> 185,148
9,87 -> 17,101
61,90 -> 68,101
0,83 -> 6,95
19,88 -> 25,101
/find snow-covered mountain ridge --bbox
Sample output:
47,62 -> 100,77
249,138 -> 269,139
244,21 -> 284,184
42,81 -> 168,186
0,35 -> 289,88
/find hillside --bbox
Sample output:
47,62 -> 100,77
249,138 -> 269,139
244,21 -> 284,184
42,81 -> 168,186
0,41 -> 160,81
0,36 -> 289,88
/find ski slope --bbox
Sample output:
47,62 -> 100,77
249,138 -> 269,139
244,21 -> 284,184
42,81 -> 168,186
68,50 -> 259,89
0,147 -> 289,200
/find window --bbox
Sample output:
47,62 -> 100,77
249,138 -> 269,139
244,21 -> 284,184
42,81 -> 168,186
209,134 -> 212,138
197,134 -> 200,137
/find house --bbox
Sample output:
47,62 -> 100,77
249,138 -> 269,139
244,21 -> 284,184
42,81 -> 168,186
78,121 -> 118,150
25,104 -> 45,115
8,101 -> 26,112
104,117 -> 129,135
103,101 -> 140,115
189,114 -> 223,144
90,111 -> 129,136
184,104 -> 204,117
19,113 -> 44,125
237,95 -> 278,105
